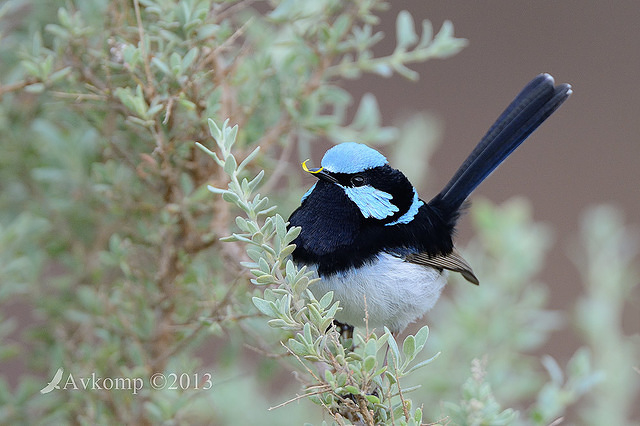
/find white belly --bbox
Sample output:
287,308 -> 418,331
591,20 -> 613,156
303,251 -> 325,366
309,253 -> 448,333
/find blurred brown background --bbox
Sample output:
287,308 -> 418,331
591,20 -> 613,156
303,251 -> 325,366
348,0 -> 640,363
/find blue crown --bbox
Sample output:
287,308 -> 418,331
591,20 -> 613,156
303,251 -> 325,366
321,142 -> 388,174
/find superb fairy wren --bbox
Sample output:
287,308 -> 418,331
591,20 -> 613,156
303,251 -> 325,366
288,74 -> 571,334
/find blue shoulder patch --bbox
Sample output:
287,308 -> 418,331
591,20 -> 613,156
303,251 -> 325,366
385,188 -> 423,226
321,142 -> 388,173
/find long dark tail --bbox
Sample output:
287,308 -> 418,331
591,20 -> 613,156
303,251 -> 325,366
430,73 -> 572,215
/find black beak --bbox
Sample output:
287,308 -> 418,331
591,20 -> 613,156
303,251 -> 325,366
309,169 -> 339,183
302,160 -> 339,183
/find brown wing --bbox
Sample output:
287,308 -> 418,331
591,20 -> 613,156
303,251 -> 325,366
405,248 -> 479,285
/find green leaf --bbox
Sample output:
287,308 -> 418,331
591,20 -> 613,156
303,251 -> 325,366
235,216 -> 249,231
344,385 -> 359,395
324,369 -> 334,383
279,244 -> 296,259
283,226 -> 301,245
25,83 -> 45,93
352,93 -> 381,130
396,10 -> 418,50
287,338 -> 307,356
385,370 -> 397,385
252,297 -> 276,317
223,121 -> 238,150
247,170 -> 264,192
182,47 -> 199,69
303,322 -> 313,344
318,291 -> 333,309
151,57 -> 171,75
170,52 -> 181,74
394,63 -> 419,81
237,146 -> 261,173
364,355 -> 377,372
254,274 -> 275,285
385,327 -> 401,369
223,154 -> 237,175
404,351 -> 440,374
49,67 -> 72,82
417,19 -> 434,48
221,191 -> 240,203
206,185 -> 226,195
414,407 -> 423,424
372,63 -> 392,78
21,60 -> 40,78
402,335 -> 416,361
542,355 -> 564,385
57,7 -> 72,28
365,394 -> 380,404
208,118 -> 223,143
413,325 -> 429,352
285,258 -> 296,278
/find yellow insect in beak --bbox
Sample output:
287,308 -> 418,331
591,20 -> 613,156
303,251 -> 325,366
301,159 -> 338,183
301,159 -> 324,174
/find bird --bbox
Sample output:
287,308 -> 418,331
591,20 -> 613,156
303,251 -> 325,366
40,368 -> 64,394
288,74 -> 572,335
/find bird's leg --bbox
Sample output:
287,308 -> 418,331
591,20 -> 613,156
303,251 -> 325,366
333,320 -> 354,339
331,320 -> 354,350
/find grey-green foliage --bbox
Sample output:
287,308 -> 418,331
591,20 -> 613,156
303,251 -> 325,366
444,358 -> 519,426
572,206 -> 640,425
420,198 -> 564,404
0,0 -> 467,423
1,0 -> 638,424
408,198 -> 608,425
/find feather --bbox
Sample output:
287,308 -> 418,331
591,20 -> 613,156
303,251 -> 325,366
431,74 -> 572,217
321,142 -> 388,173
405,248 -> 479,285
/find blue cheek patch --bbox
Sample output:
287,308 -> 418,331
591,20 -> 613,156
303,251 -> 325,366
301,182 -> 317,203
321,142 -> 388,173
342,184 -> 399,220
386,188 -> 423,226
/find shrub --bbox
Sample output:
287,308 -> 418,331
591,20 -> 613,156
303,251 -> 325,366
1,1 -> 637,424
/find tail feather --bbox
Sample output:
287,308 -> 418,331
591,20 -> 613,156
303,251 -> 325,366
430,73 -> 572,214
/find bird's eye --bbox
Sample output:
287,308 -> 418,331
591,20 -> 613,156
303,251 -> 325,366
351,175 -> 365,187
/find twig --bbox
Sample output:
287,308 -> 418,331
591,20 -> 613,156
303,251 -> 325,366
154,276 -> 242,365
243,343 -> 290,359
268,386 -> 331,411
213,0 -> 257,23
0,78 -> 37,98
133,0 -> 155,98
355,394 -> 376,425
280,341 -> 324,383
385,381 -> 396,426
162,95 -> 174,125
394,366 -> 410,422
208,15 -> 254,59
50,91 -> 107,101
